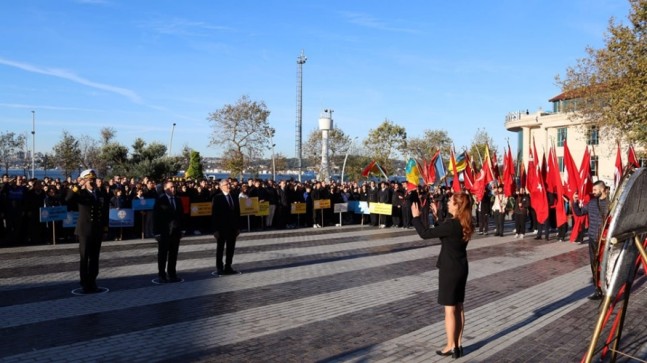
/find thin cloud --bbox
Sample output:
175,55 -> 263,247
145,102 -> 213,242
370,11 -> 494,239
140,18 -> 233,37
74,0 -> 110,5
0,103 -> 105,112
340,11 -> 419,34
0,57 -> 142,103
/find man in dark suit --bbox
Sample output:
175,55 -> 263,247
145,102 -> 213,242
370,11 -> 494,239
153,181 -> 184,283
65,169 -> 107,293
212,179 -> 240,275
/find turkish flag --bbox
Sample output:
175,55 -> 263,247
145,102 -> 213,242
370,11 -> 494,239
579,147 -> 592,204
628,145 -> 640,168
562,140 -> 580,199
614,142 -> 623,189
548,146 -> 567,227
530,150 -> 549,224
503,145 -> 515,197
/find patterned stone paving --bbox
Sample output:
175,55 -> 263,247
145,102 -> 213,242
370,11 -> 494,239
0,223 -> 645,362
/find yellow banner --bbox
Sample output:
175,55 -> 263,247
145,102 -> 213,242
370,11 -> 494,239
314,199 -> 331,209
190,202 -> 212,217
240,197 -> 260,216
256,201 -> 270,217
369,202 -> 392,215
291,203 -> 307,214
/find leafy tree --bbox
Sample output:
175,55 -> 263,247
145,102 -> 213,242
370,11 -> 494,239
39,153 -> 56,177
556,0 -> 647,148
53,131 -> 81,178
272,152 -> 288,175
100,142 -> 129,177
469,128 -> 499,169
406,129 -> 453,161
362,118 -> 407,175
207,95 -> 272,177
303,128 -> 352,176
185,150 -> 205,180
0,131 -> 26,175
219,148 -> 245,178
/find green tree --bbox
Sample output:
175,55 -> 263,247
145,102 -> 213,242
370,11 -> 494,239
38,153 -> 56,177
406,129 -> 453,162
556,0 -> 647,148
207,95 -> 272,178
469,128 -> 499,169
185,150 -> 204,180
219,148 -> 245,178
362,118 -> 407,176
53,131 -> 81,178
0,131 -> 26,175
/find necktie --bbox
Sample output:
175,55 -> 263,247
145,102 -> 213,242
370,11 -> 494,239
226,194 -> 233,209
170,196 -> 176,210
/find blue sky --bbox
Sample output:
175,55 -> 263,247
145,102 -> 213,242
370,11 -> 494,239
0,0 -> 630,160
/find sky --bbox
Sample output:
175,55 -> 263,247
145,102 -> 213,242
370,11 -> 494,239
0,0 -> 631,161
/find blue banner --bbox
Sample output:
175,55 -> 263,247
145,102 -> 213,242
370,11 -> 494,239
132,198 -> 155,211
39,206 -> 68,222
109,208 -> 135,227
63,212 -> 79,228
354,201 -> 370,215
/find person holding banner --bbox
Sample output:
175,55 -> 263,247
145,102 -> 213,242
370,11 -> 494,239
65,169 -> 107,294
411,192 -> 474,359
153,181 -> 185,283
212,179 -> 241,275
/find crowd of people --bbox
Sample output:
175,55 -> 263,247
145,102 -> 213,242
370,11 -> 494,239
0,172 -> 592,246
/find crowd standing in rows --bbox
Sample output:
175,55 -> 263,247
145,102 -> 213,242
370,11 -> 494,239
0,173 -> 590,247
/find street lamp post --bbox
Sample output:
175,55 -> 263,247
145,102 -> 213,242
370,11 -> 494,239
340,137 -> 358,183
271,143 -> 276,181
168,123 -> 176,157
31,111 -> 35,179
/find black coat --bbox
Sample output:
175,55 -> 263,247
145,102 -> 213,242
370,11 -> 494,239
412,217 -> 468,306
153,194 -> 184,237
66,188 -> 106,238
211,193 -> 240,234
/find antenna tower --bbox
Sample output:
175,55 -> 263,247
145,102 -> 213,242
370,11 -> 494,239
296,49 -> 307,182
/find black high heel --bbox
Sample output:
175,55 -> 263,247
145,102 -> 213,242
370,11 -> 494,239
451,347 -> 461,359
436,349 -> 453,356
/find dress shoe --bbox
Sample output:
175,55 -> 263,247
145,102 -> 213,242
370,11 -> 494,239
588,292 -> 603,300
168,276 -> 182,283
436,349 -> 453,357
222,268 -> 239,275
452,347 -> 461,358
534,236 -> 542,240
459,346 -> 464,356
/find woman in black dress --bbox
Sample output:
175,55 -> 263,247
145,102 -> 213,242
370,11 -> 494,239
411,192 -> 474,359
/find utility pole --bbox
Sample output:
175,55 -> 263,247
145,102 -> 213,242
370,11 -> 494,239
295,50 -> 307,182
31,110 -> 35,179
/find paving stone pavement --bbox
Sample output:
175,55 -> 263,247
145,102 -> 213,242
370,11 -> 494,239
1,223 -> 646,362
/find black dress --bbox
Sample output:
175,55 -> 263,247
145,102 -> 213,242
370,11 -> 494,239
412,216 -> 468,306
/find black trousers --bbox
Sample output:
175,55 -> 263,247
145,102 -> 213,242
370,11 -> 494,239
478,211 -> 489,233
494,211 -> 505,235
588,235 -> 602,294
536,220 -> 550,239
557,223 -> 568,239
158,234 -> 181,278
78,233 -> 102,289
216,232 -> 237,270
514,213 -> 526,235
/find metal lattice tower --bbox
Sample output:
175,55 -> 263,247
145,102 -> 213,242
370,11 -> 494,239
296,49 -> 307,182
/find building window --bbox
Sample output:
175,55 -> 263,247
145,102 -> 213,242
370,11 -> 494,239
587,126 -> 599,145
557,128 -> 567,147
591,155 -> 599,177
558,156 -> 564,172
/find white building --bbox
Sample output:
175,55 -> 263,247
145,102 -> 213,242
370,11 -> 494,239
505,92 -> 645,187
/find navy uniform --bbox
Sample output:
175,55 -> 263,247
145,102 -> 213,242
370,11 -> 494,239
65,169 -> 106,293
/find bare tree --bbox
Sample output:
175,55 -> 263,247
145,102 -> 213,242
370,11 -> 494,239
207,95 -> 272,177
0,131 -> 26,175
